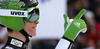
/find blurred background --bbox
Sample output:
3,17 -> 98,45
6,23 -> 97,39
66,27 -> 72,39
0,0 -> 100,49
68,0 -> 100,49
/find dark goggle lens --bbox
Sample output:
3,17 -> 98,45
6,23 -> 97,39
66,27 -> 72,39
25,7 -> 39,22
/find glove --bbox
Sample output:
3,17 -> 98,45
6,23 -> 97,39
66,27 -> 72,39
55,9 -> 87,49
63,9 -> 87,42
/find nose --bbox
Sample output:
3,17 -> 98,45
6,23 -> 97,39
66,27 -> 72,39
34,20 -> 39,24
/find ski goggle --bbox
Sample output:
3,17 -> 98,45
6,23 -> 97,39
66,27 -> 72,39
25,7 -> 39,22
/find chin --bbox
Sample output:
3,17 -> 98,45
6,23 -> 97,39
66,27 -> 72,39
24,28 -> 37,36
33,33 -> 36,36
28,32 -> 36,36
29,29 -> 37,36
32,31 -> 36,36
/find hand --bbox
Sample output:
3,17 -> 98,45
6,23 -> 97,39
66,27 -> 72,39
63,9 -> 87,41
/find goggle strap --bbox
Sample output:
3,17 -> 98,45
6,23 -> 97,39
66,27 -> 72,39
0,9 -> 28,17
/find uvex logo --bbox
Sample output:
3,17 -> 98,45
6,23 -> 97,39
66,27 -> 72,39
11,11 -> 25,16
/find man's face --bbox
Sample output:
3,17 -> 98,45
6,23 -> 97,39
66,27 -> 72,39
24,20 -> 39,36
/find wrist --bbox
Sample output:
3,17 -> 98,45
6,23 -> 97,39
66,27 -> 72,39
55,38 -> 72,49
62,36 -> 74,42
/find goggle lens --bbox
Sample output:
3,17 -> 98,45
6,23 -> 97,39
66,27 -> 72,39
25,7 -> 39,22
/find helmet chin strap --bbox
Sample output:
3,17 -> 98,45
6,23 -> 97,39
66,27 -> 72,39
19,29 -> 32,49
19,29 -> 32,43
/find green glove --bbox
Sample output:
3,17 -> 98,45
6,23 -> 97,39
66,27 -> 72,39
63,9 -> 87,42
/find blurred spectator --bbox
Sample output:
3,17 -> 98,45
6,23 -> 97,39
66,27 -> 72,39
94,5 -> 100,46
84,10 -> 95,33
86,29 -> 99,43
68,0 -> 83,19
83,39 -> 96,49
0,26 -> 7,37
31,39 -> 58,49
81,0 -> 89,9
0,26 -> 8,49
88,0 -> 100,12
71,34 -> 87,49
0,40 -> 4,49
96,40 -> 100,49
0,37 -> 7,49
95,5 -> 100,23
0,27 -> 8,39
68,0 -> 100,49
